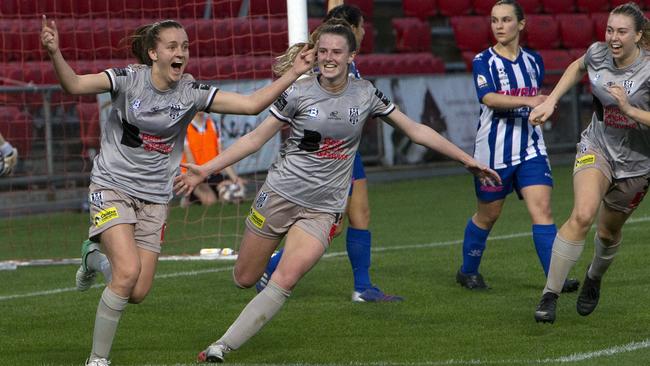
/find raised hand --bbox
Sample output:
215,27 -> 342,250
173,163 -> 207,196
40,15 -> 59,54
290,44 -> 316,76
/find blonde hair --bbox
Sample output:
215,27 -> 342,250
272,19 -> 356,77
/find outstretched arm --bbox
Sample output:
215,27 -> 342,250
529,56 -> 587,125
41,15 -> 110,94
481,93 -> 547,110
209,45 -> 315,115
174,115 -> 284,195
382,109 -> 501,186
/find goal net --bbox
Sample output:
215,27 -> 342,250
0,0 -> 299,267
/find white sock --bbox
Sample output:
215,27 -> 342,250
543,234 -> 584,295
90,287 -> 128,360
588,234 -> 620,280
220,280 -> 290,350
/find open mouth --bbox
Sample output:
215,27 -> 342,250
171,61 -> 183,73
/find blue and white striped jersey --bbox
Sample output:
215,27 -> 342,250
472,47 -> 546,169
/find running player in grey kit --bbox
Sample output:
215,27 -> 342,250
175,20 -> 501,363
530,2 -> 650,324
41,16 -> 314,366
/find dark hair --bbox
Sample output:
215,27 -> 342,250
129,20 -> 184,66
494,0 -> 525,22
324,4 -> 363,28
611,2 -> 650,49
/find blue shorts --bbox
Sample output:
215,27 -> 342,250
474,155 -> 553,202
349,152 -> 366,196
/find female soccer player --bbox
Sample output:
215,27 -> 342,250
257,3 -> 403,302
532,2 -> 650,323
456,0 -> 578,292
175,20 -> 501,363
41,16 -> 314,366
0,133 -> 18,176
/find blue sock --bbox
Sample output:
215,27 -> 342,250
532,224 -> 556,277
460,218 -> 490,275
265,248 -> 284,275
347,227 -> 372,292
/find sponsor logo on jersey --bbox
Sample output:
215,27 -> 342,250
169,104 -> 182,120
328,111 -> 342,121
191,81 -> 211,90
255,191 -> 268,208
89,191 -> 104,208
348,107 -> 359,125
274,96 -> 288,111
604,106 -> 636,129
316,137 -> 350,160
575,154 -> 595,169
93,207 -> 119,227
112,67 -> 129,77
374,88 -> 391,106
131,99 -> 141,111
248,208 -> 266,229
141,133 -> 173,154
307,108 -> 319,119
476,74 -> 488,88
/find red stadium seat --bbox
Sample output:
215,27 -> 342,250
0,106 -> 33,158
591,12 -> 610,42
0,0 -> 47,18
576,0 -> 609,13
450,16 -> 491,53
557,14 -> 593,49
249,0 -> 286,17
345,0 -> 374,20
392,18 -> 431,53
402,0 -> 437,20
472,0 -> 497,15
540,0 -> 575,14
517,0 -> 543,14
610,0 -> 643,9
251,18 -> 288,56
524,15 -> 559,50
538,49 -> 572,85
77,103 -> 101,157
438,0 -> 472,16
212,0 -> 243,18
108,18 -> 141,59
461,51 -> 478,71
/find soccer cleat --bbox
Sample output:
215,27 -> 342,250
535,292 -> 558,323
456,269 -> 489,290
197,342 -> 230,363
351,287 -> 404,302
255,271 -> 270,293
576,269 -> 601,316
85,357 -> 110,366
0,147 -> 18,176
561,278 -> 580,293
76,240 -> 100,291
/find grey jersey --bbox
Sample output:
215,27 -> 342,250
267,75 -> 394,212
92,65 -> 218,203
583,42 -> 650,179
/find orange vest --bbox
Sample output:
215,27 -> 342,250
181,118 -> 220,173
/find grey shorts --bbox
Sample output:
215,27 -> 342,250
574,142 -> 650,214
245,183 -> 342,249
88,183 -> 168,253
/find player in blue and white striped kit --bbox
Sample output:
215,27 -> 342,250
456,0 -> 579,292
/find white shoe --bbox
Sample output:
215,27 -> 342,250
85,357 -> 110,366
197,342 -> 230,363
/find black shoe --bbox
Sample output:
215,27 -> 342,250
576,270 -> 601,316
535,292 -> 558,323
561,278 -> 580,293
456,269 -> 489,290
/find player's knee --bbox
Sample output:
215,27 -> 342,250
569,208 -> 596,231
112,264 -> 141,290
232,267 -> 255,289
596,228 -> 621,245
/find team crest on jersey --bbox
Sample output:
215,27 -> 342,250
623,80 -> 635,94
255,191 -> 268,208
476,74 -> 488,88
349,107 -> 360,125
307,108 -> 319,119
169,104 -> 182,120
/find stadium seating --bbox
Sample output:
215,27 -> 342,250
392,18 -> 431,53
344,0 -> 374,20
437,0 -> 472,17
402,0 -> 437,20
517,0 -> 543,13
538,49 -> 572,85
355,53 -> 445,76
450,16 -> 491,53
249,0 -> 286,17
591,12 -> 609,42
576,0 -> 609,13
541,0 -> 575,14
524,15 -> 560,50
557,13 -> 593,49
461,51 -> 477,71
610,0 -> 644,9
77,102 -> 101,157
